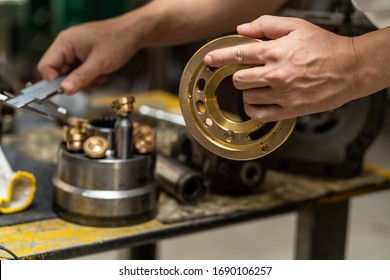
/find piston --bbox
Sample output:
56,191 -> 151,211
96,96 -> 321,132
155,153 -> 209,204
53,97 -> 159,227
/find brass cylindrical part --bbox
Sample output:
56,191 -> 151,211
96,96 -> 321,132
66,131 -> 85,152
134,124 -> 156,154
112,96 -> 135,116
83,136 -> 109,159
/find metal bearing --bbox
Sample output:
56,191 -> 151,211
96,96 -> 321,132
179,35 -> 296,160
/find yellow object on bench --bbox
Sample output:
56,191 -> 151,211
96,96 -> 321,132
0,146 -> 36,214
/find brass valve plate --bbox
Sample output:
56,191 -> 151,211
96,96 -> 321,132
179,35 -> 296,160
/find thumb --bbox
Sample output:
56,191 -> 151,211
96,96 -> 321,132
60,56 -> 102,95
237,15 -> 302,39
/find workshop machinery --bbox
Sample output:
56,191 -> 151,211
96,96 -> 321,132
0,81 -> 160,226
177,2 -> 386,178
54,97 -> 159,227
139,107 -> 267,194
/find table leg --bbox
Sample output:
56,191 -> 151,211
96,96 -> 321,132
128,243 -> 158,260
295,200 -> 349,260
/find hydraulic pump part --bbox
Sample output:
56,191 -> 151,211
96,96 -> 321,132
179,35 -> 296,160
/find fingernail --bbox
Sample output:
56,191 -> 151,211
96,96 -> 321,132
237,23 -> 250,30
204,55 -> 213,65
61,79 -> 75,93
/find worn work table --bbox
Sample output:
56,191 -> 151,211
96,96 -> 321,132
1,126 -> 390,260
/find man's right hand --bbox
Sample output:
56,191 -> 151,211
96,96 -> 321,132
37,18 -> 140,95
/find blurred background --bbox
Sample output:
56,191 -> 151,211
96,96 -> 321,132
0,0 -> 206,95
0,0 -> 389,260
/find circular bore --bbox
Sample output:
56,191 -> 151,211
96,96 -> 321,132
83,136 -> 109,158
179,35 -> 296,160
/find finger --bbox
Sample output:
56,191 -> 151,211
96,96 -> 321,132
244,103 -> 288,123
242,88 -> 276,105
237,15 -> 303,39
85,75 -> 108,90
38,54 -> 63,80
204,42 -> 266,67
59,65 -> 72,75
38,44 -> 75,81
60,55 -> 103,95
233,67 -> 269,90
38,65 -> 59,81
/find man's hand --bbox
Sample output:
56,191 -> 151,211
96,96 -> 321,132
204,15 -> 362,122
37,0 -> 288,96
38,19 -> 139,95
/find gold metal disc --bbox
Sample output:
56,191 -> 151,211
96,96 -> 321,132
179,35 -> 296,161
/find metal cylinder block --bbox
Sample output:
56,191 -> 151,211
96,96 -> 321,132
53,145 -> 159,227
54,104 -> 158,227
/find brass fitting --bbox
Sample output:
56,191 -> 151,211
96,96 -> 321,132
111,96 -> 135,116
133,124 -> 156,154
63,126 -> 83,142
63,117 -> 89,151
83,136 -> 109,159
62,125 -> 70,142
66,130 -> 86,152
67,117 -> 88,134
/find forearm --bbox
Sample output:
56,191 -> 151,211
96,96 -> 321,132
113,0 -> 287,49
354,26 -> 390,97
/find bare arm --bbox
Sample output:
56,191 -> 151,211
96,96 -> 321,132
130,0 -> 288,47
205,16 -> 390,122
354,26 -> 390,97
38,0 -> 287,94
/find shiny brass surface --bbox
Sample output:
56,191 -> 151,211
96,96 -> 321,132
66,116 -> 88,133
179,35 -> 296,160
134,124 -> 156,154
54,96 -> 159,227
83,136 -> 109,159
65,127 -> 86,152
112,96 -> 135,116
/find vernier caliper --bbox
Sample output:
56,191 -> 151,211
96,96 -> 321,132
0,76 -> 68,120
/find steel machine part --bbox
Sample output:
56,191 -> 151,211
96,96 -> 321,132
260,93 -> 386,177
137,104 -> 267,194
156,153 -> 209,204
112,97 -> 134,159
182,135 -> 267,194
179,35 -> 296,161
53,97 -> 159,227
152,121 -> 267,194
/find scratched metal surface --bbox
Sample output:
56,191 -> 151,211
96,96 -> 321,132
1,125 -> 390,259
3,126 -> 390,225
157,169 -> 390,223
1,168 -> 389,260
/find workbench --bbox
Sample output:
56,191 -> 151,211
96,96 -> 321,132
1,124 -> 390,260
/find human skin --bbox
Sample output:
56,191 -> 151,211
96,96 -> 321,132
205,15 -> 390,122
37,0 -> 286,95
